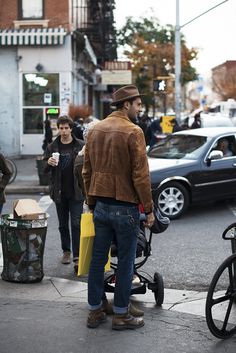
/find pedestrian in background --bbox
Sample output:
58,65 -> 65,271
82,85 -> 155,330
137,112 -> 151,142
74,121 -> 99,198
0,153 -> 12,215
145,117 -> 163,147
44,115 -> 84,268
42,119 -> 53,152
191,112 -> 201,129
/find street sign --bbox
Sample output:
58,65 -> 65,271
101,70 -> 132,85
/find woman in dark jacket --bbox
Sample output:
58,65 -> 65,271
42,119 -> 53,152
0,153 -> 12,214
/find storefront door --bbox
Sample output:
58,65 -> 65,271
21,73 -> 60,155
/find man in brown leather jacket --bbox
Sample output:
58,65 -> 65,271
82,85 -> 155,330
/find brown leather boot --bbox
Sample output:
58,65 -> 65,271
112,313 -> 144,330
102,300 -> 144,317
87,308 -> 107,328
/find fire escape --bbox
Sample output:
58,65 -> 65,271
76,0 -> 117,65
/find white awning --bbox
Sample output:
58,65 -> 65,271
0,28 -> 67,46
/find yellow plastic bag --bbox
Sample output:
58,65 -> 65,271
80,212 -> 95,238
78,213 -> 110,276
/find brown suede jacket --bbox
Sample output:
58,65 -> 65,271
82,111 -> 153,214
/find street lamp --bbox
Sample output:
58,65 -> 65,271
175,0 -> 230,121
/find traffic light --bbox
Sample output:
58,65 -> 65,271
153,79 -> 167,92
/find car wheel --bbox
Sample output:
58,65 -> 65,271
156,182 -> 189,219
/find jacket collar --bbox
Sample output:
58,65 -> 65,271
108,110 -> 132,123
52,134 -> 82,151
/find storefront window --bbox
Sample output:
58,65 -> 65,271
23,108 -> 43,134
23,73 -> 59,106
20,0 -> 43,19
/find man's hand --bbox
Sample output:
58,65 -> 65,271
47,157 -> 58,167
143,212 -> 155,228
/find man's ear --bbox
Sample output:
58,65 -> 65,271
123,101 -> 130,110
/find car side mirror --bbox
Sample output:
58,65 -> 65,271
206,150 -> 223,166
209,150 -> 224,160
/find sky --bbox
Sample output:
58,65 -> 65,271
114,0 -> 236,78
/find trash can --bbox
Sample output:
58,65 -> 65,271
36,156 -> 50,186
0,215 -> 48,283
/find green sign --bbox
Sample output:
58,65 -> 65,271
46,108 -> 59,115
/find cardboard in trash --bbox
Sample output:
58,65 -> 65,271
13,199 -> 46,220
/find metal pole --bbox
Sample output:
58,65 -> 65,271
174,0 -> 229,121
175,0 -> 181,121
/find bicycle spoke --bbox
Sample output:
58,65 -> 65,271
212,293 -> 231,306
222,298 -> 234,332
228,263 -> 235,290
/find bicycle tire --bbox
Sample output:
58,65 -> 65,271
205,253 -> 236,339
5,158 -> 17,184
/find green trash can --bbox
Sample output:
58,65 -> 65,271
36,156 -> 50,186
0,215 -> 47,283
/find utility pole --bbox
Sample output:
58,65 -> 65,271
174,0 -> 230,121
175,0 -> 181,122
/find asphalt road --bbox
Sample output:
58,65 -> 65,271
2,194 -> 236,291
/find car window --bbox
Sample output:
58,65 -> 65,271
210,135 -> 236,158
147,134 -> 208,159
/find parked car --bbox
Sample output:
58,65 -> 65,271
148,127 -> 236,219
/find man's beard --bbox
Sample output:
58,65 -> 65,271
128,113 -> 137,123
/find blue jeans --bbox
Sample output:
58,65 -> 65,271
88,201 -> 139,314
55,194 -> 83,260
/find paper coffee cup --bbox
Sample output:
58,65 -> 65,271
52,152 -> 60,165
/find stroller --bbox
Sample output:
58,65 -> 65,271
104,208 -> 170,306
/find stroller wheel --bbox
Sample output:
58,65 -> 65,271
153,272 -> 164,306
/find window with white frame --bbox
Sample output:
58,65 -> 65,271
20,0 -> 43,19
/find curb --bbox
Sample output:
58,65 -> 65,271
6,185 -> 49,194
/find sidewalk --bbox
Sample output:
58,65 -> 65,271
5,156 -> 49,194
0,276 -> 236,353
1,157 -> 236,351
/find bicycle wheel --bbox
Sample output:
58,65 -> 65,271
5,158 -> 17,184
205,253 -> 236,339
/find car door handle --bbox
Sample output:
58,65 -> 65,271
233,163 -> 236,167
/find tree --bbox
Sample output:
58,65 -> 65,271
117,16 -> 198,113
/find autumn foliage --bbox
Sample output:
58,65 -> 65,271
68,104 -> 92,122
117,16 -> 198,112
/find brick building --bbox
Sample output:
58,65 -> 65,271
0,0 -> 116,155
212,61 -> 236,101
